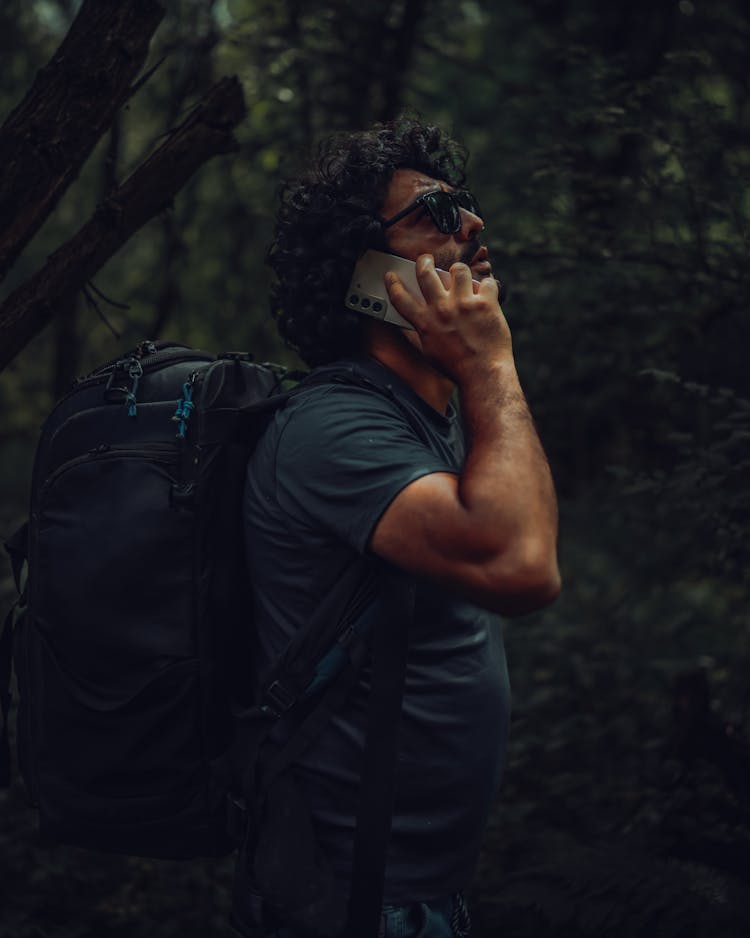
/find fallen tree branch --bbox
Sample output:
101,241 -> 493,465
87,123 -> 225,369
0,77 -> 246,372
0,0 -> 165,282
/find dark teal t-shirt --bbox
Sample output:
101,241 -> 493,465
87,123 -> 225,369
244,356 -> 510,904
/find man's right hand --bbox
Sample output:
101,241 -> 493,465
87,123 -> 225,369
384,253 -> 514,385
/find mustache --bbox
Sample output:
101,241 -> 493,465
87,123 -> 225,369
460,238 -> 483,265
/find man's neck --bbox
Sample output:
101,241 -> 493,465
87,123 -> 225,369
365,323 -> 455,414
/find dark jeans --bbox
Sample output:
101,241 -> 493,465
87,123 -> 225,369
269,891 -> 471,938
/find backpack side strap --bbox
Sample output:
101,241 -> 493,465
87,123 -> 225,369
0,604 -> 14,787
1,522 -> 28,788
5,522 -> 28,597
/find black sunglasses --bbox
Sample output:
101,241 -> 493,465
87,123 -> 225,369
380,189 -> 484,234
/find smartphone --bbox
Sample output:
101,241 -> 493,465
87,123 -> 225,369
344,250 -> 456,330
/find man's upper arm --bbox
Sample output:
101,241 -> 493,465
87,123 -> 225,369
369,471 -> 558,615
369,471 -> 498,591
273,386 -> 456,555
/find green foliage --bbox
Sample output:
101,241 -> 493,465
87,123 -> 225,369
614,372 -> 750,591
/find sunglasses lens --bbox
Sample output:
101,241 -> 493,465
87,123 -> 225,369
423,191 -> 482,233
422,192 -> 460,233
455,190 -> 482,219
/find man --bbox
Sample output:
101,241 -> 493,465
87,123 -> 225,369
243,118 -> 560,937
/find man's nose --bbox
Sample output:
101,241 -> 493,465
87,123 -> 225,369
457,206 -> 484,240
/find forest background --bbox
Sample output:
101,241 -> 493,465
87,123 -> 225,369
1,0 -> 749,936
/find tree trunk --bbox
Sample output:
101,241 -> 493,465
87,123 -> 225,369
0,77 -> 246,372
0,0 -> 165,282
378,0 -> 426,122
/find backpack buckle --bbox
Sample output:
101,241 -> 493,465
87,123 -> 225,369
263,680 -> 297,717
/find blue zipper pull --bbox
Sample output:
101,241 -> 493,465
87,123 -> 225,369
172,372 -> 197,438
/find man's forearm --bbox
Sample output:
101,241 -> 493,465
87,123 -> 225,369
456,356 -> 560,605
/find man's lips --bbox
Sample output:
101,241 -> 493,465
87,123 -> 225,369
466,245 -> 506,300
469,245 -> 492,277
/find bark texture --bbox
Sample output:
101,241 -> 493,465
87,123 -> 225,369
0,0 -> 165,281
0,77 -> 246,371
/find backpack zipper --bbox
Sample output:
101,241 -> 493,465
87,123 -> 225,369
60,348 -> 213,405
29,352 -> 212,505
36,442 -> 181,502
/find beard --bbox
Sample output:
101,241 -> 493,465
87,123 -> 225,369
432,238 -> 485,276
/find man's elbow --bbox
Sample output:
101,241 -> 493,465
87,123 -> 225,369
481,543 -> 562,617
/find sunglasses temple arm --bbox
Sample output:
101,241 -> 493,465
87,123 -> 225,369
379,202 -> 419,229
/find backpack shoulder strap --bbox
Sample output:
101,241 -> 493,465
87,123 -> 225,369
345,565 -> 414,938
236,363 -> 417,937
232,561 -> 413,938
230,554 -> 375,826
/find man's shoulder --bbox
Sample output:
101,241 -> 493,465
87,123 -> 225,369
252,359 -> 408,459
284,357 -> 405,419
303,356 -> 402,396
274,356 -> 457,459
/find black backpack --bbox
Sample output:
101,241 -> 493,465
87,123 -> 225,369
0,341 -> 412,938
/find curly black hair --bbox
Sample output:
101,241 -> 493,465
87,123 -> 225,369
266,117 -> 468,366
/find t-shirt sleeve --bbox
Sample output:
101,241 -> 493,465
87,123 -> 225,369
273,385 -> 457,554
